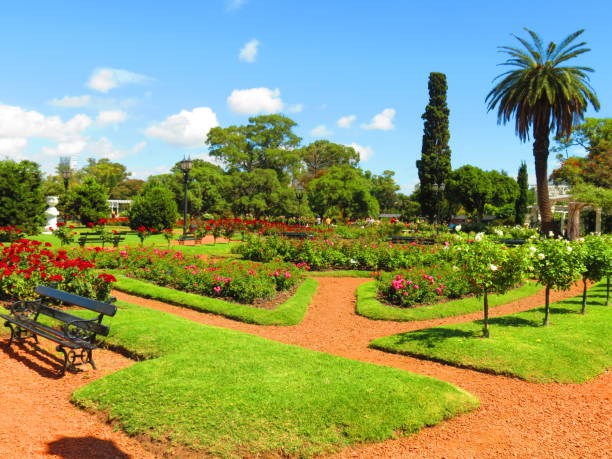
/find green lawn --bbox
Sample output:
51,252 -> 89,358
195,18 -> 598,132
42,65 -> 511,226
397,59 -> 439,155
113,274 -> 318,325
370,282 -> 611,383
73,300 -> 478,457
357,280 -> 541,321
306,270 -> 375,278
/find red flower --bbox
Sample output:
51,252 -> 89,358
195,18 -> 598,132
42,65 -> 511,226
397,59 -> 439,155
97,273 -> 117,283
49,274 -> 64,281
87,222 -> 95,228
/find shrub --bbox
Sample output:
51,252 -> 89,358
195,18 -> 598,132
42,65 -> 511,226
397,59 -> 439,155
0,160 -> 46,234
128,185 -> 178,231
65,177 -> 110,225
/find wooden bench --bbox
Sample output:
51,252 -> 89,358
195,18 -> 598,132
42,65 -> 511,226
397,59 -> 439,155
0,286 -> 117,375
177,234 -> 199,245
77,233 -> 125,247
388,236 -> 435,245
496,239 -> 526,246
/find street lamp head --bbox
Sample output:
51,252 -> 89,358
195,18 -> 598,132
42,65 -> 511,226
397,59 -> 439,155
180,157 -> 193,173
439,182 -> 446,191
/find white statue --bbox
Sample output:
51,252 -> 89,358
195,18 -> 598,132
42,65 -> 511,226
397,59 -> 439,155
42,196 -> 60,234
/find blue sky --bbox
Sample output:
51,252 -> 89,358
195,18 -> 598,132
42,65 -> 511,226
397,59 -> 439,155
0,0 -> 610,192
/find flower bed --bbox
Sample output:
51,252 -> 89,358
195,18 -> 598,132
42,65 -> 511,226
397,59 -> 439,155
0,239 -> 115,301
236,235 -> 445,270
87,247 -> 304,304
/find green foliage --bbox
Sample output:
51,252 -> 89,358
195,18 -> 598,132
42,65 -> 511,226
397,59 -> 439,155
447,165 -> 492,220
531,238 -> 584,291
0,160 -> 46,234
64,177 -> 109,225
81,158 -> 130,196
488,170 -> 519,208
299,140 -> 360,181
515,162 -> 529,224
370,282 -> 611,383
370,170 -> 401,213
416,72 -> 452,221
206,114 -> 301,182
578,235 -> 612,282
128,184 -> 178,231
307,165 -> 379,219
570,183 -> 612,212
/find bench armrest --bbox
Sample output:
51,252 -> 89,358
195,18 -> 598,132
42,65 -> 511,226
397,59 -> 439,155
62,318 -> 99,341
9,299 -> 41,318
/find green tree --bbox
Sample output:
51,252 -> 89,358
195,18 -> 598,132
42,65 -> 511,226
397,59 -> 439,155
65,177 -> 109,225
576,236 -> 612,313
206,114 -> 301,182
416,72 -> 452,222
307,165 -> 379,220
111,178 -> 145,199
299,140 -> 359,182
447,165 -> 493,220
225,169 -> 297,218
515,162 -> 529,225
486,29 -> 600,234
128,184 -> 178,231
0,160 -> 46,233
370,170 -> 401,213
81,158 -> 131,195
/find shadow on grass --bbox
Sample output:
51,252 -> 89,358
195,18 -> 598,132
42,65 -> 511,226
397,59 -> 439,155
486,316 -> 540,327
395,328 -> 477,348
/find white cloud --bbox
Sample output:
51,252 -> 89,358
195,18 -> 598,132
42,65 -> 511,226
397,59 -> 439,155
226,0 -> 248,10
348,142 -> 374,161
97,110 -> 127,125
362,108 -> 396,131
310,125 -> 332,137
40,140 -> 88,157
337,115 -> 356,128
145,107 -> 218,147
87,68 -> 152,93
0,103 -> 92,142
227,87 -> 284,115
0,137 -> 28,156
48,95 -> 92,108
86,137 -> 145,160
239,39 -> 260,63
287,104 -> 303,113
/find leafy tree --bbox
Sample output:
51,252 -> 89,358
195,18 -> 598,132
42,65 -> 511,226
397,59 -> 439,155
65,177 -> 109,225
447,165 -> 493,220
299,140 -> 359,182
206,115 -> 301,182
81,158 -> 131,195
486,29 -> 600,234
307,165 -> 379,220
488,170 -> 519,208
397,193 -> 420,221
0,160 -> 46,233
575,235 -> 612,313
128,184 -> 178,231
416,72 -> 452,222
515,162 -> 529,225
111,178 -> 145,199
453,235 -> 529,337
225,169 -> 297,218
370,170 -> 401,213
530,237 -> 584,326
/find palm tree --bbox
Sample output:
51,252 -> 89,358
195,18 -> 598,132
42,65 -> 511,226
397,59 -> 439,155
486,29 -> 599,233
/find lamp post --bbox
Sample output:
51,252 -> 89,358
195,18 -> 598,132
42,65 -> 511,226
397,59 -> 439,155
294,182 -> 305,219
179,157 -> 193,236
432,182 -> 446,233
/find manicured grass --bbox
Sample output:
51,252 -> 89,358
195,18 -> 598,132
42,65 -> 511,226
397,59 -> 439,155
113,274 -> 318,325
356,280 -> 541,321
306,270 -> 374,278
370,282 -> 611,383
73,300 -> 478,457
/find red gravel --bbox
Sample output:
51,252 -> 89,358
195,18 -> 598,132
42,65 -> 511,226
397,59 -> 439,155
0,278 -> 609,458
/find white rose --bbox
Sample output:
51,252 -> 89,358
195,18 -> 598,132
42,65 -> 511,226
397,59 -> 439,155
548,231 -> 554,237
495,229 -> 503,236
538,253 -> 545,260
475,232 -> 484,242
529,246 -> 537,253
567,246 -> 573,252
455,225 -> 462,232
490,264 -> 498,271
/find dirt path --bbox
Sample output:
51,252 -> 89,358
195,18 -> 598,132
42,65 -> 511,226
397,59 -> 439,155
0,341 -> 155,459
114,278 -> 612,458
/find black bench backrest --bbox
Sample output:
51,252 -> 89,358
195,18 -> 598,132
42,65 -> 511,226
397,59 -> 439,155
35,286 -> 117,317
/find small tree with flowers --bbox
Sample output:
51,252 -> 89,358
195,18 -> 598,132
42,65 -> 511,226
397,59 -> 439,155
453,233 -> 529,337
575,235 -> 612,313
530,237 -> 584,325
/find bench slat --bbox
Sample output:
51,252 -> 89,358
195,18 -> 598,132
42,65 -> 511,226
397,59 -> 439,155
0,313 -> 90,349
35,286 -> 117,317
37,305 -> 110,337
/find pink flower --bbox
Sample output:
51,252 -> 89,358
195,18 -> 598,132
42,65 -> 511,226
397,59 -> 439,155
284,271 -> 291,279
412,284 -> 419,289
213,286 -> 221,293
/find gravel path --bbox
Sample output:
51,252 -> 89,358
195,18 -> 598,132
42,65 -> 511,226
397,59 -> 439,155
0,277 -> 608,458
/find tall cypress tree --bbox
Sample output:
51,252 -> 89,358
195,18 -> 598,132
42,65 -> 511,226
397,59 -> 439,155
416,72 -> 452,222
515,161 -> 529,225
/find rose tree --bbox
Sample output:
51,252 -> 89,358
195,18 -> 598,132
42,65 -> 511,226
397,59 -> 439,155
575,235 -> 612,312
531,237 -> 584,326
453,234 -> 529,337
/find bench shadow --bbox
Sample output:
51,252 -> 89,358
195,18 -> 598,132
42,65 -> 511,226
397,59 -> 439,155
46,436 -> 130,459
395,327 -> 477,348
1,339 -> 65,379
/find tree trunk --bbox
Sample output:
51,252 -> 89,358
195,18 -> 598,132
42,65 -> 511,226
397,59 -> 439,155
482,290 -> 490,338
543,285 -> 551,326
533,122 -> 553,234
581,276 -> 587,314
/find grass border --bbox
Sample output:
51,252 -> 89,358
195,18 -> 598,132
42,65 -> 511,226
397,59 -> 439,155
356,280 -> 542,321
306,270 -> 374,278
113,274 -> 318,326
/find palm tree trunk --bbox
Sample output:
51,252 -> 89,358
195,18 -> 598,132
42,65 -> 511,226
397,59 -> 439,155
533,122 -> 554,234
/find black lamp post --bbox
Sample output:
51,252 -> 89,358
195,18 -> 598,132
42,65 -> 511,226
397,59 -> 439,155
62,170 -> 71,192
180,157 -> 193,236
294,182 -> 305,218
432,182 -> 446,232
